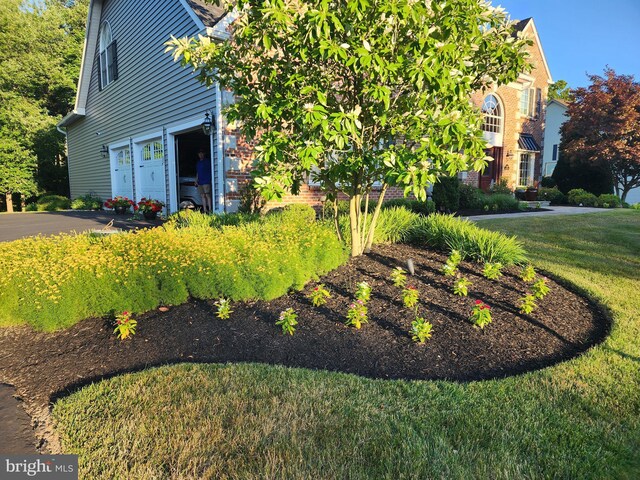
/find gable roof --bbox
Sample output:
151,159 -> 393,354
185,0 -> 227,27
512,17 -> 553,85
58,0 -> 229,129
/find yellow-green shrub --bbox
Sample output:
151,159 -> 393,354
0,210 -> 347,331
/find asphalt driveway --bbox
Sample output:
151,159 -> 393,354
0,210 -> 163,243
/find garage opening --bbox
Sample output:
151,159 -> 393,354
175,129 -> 211,210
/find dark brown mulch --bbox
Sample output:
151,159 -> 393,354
0,244 -> 609,419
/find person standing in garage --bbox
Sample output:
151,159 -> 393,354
195,148 -> 213,214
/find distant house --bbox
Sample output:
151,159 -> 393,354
59,3 -> 553,213
464,18 -> 553,191
542,99 -> 568,178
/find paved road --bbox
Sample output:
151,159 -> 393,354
464,205 -> 619,221
0,210 -> 163,243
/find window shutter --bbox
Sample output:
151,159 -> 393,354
107,41 -> 118,83
97,54 -> 103,91
528,88 -> 535,117
536,88 -> 542,118
552,144 -> 558,161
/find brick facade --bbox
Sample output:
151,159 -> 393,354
222,18 -> 551,211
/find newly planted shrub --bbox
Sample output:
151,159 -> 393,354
345,300 -> 368,329
519,294 -> 537,314
411,317 -> 433,344
442,249 -> 462,276
469,300 -> 492,329
276,308 -> 298,335
390,267 -> 407,288
453,277 -> 471,297
307,284 -> 331,307
521,264 -> 536,282
355,281 -> 372,303
113,311 -> 137,340
532,279 -> 550,299
483,262 -> 503,280
402,286 -> 419,309
214,298 -> 233,319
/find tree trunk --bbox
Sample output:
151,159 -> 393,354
349,195 -> 362,257
332,198 -> 343,244
364,185 -> 388,253
5,193 -> 13,213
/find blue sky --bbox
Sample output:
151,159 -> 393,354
496,0 -> 640,88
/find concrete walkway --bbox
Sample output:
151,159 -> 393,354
464,206 -> 619,221
0,210 -> 163,243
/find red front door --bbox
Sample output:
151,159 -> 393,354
479,147 -> 503,191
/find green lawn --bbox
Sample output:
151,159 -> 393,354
52,211 -> 640,479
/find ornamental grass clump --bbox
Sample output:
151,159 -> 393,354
0,206 -> 347,331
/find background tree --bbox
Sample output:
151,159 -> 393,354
168,0 -> 530,256
547,79 -> 574,102
560,68 -> 640,202
0,0 -> 87,211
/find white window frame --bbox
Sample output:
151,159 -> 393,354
519,87 -> 536,117
99,21 -> 116,89
482,95 -> 502,134
517,152 -> 534,187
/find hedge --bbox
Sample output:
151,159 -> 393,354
0,206 -> 347,331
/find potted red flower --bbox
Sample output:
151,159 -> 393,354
137,198 -> 164,220
104,196 -> 136,214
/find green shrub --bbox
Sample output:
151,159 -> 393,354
540,176 -> 556,188
381,198 -> 435,216
458,184 -> 484,210
567,189 -> 598,207
0,210 -> 347,331
71,194 -> 103,211
482,194 -> 519,211
489,178 -> 513,195
596,194 -> 621,208
25,203 -> 37,212
36,195 -> 71,211
538,187 -> 566,204
432,176 -> 460,212
631,203 -> 640,210
408,214 -> 526,265
166,210 -> 259,230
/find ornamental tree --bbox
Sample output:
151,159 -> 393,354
167,0 -> 530,256
561,68 -> 640,202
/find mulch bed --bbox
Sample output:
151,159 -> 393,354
0,243 -> 609,437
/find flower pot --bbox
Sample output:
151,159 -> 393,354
524,189 -> 538,201
143,211 -> 157,220
114,206 -> 129,215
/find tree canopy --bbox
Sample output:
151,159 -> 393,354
548,79 -> 573,103
560,68 -> 640,202
167,0 -> 530,255
0,0 -> 87,210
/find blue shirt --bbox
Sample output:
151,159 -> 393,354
196,158 -> 212,185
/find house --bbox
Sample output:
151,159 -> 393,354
541,99 -> 569,178
464,18 -> 553,191
58,0 -> 241,214
58,3 -> 552,214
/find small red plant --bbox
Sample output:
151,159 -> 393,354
469,299 -> 492,329
114,311 -> 137,340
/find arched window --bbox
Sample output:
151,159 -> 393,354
482,95 -> 502,133
99,22 -> 118,89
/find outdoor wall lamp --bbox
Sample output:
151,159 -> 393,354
506,150 -> 514,158
100,145 -> 109,157
202,111 -> 214,136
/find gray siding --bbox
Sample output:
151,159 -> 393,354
66,0 -> 216,206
